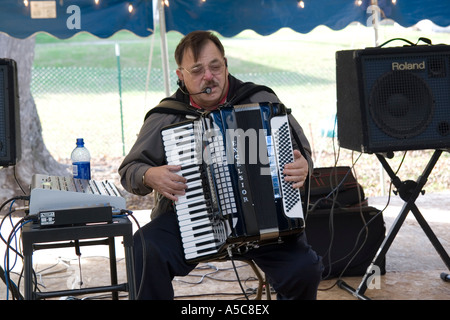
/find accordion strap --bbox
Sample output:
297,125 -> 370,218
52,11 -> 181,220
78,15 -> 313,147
144,99 -> 199,120
224,82 -> 275,107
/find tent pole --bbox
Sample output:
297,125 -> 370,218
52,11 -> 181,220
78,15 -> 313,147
115,43 -> 126,156
371,0 -> 380,46
370,0 -> 385,195
158,0 -> 171,97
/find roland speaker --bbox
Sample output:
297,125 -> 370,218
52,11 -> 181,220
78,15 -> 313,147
0,59 -> 20,167
336,44 -> 450,153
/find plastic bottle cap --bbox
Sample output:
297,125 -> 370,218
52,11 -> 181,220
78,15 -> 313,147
76,138 -> 84,146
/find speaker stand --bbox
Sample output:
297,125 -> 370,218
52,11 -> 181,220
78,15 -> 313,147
338,149 -> 450,300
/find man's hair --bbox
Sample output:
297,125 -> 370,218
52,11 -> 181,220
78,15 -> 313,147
174,31 -> 225,66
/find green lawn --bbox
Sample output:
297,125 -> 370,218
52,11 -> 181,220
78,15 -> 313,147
34,24 -> 450,70
31,24 -> 450,196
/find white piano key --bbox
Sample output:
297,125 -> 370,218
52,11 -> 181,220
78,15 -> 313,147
92,179 -> 108,195
179,169 -> 201,180
179,220 -> 213,233
164,136 -> 195,153
184,242 -> 219,255
181,228 -> 216,244
178,216 -> 212,228
162,122 -> 193,135
176,191 -> 206,204
176,202 -> 208,216
185,248 -> 219,261
165,151 -> 198,164
182,233 -> 216,248
175,195 -> 207,209
178,189 -> 204,202
177,209 -> 209,222
181,227 -> 215,242
183,179 -> 202,189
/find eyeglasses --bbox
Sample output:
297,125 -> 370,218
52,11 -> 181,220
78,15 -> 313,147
179,60 -> 225,79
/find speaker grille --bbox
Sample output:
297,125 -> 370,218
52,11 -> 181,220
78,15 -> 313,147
0,60 -> 20,167
369,71 -> 434,139
0,67 -> 6,159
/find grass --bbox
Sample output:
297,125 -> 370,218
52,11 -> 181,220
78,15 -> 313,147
34,24 -> 450,70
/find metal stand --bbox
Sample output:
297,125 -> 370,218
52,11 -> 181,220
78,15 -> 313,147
22,216 -> 136,300
338,149 -> 450,299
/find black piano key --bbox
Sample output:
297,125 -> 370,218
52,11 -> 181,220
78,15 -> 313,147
196,239 -> 220,248
181,163 -> 199,171
194,230 -> 214,238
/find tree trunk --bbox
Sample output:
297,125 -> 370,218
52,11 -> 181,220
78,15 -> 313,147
0,33 -> 67,205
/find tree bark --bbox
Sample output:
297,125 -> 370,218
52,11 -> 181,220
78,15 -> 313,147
0,33 -> 67,205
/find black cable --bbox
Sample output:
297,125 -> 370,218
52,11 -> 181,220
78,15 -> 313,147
314,152 -> 366,282
173,261 -> 261,300
120,209 -> 146,300
378,37 -> 432,48
229,256 -> 249,300
319,152 -> 407,291
1,196 -> 32,300
13,165 -> 27,195
4,215 -> 35,299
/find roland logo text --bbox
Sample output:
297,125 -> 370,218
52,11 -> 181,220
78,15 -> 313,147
392,61 -> 425,71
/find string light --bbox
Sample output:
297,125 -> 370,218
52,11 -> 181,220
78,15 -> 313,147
162,0 -> 169,7
94,0 -> 100,5
297,1 -> 305,8
353,1 -> 398,8
128,3 -> 133,13
23,0 -> 29,6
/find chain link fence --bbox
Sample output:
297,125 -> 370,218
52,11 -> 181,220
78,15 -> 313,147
29,27 -> 450,199
31,65 -> 337,160
30,53 -> 450,197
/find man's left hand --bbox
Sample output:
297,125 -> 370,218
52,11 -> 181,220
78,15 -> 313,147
283,149 -> 308,188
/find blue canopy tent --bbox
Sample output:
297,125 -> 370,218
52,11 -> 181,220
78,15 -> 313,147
0,0 -> 449,93
163,0 -> 450,37
1,0 -> 449,39
0,0 -> 154,39
158,0 -> 450,94
1,0 -> 450,93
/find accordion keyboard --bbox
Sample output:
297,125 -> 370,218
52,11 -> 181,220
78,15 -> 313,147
162,122 -> 227,261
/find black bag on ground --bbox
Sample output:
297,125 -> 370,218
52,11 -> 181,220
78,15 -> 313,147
306,206 -> 386,278
305,166 -> 366,209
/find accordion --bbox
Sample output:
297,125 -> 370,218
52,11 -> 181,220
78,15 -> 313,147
161,102 -> 305,262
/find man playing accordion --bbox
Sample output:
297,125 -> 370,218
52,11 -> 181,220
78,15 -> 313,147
119,31 -> 323,300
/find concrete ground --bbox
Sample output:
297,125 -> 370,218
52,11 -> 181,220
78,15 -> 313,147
1,193 -> 449,301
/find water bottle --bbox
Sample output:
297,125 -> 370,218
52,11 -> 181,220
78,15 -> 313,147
71,138 -> 91,180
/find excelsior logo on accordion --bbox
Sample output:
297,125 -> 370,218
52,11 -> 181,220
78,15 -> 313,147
161,102 -> 305,262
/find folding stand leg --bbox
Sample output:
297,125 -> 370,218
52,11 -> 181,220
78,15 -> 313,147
338,149 -> 450,299
108,237 -> 119,300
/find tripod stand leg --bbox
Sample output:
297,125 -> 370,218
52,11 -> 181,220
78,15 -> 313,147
341,199 -> 412,297
337,279 -> 370,300
410,205 -> 450,270
339,150 -> 447,299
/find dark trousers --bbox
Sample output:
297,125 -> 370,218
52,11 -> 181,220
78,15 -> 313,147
133,211 -> 323,300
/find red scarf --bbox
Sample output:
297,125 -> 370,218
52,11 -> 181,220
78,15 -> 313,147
189,86 -> 228,110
